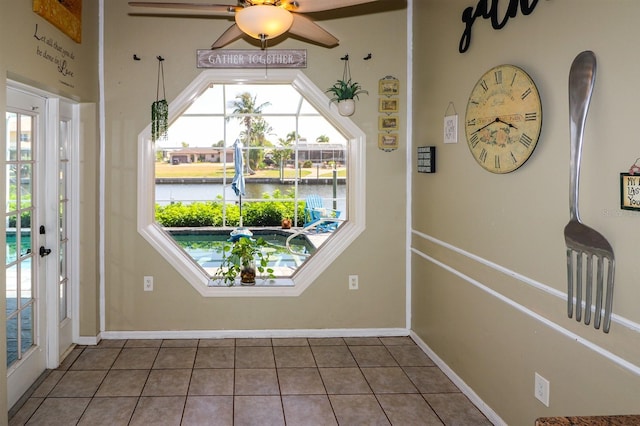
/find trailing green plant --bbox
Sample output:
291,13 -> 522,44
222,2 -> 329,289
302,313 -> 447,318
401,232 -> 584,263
325,78 -> 368,104
151,99 -> 168,141
152,58 -> 168,142
214,237 -> 275,286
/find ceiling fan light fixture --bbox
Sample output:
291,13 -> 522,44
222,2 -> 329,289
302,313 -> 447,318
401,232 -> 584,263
235,5 -> 293,41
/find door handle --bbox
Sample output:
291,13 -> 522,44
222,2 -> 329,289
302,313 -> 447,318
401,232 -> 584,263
39,246 -> 51,257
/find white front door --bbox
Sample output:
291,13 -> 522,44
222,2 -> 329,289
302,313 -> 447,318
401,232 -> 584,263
5,86 -> 77,408
5,87 -> 47,409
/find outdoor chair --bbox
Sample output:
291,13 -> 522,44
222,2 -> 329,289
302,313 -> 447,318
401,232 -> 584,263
303,194 -> 340,232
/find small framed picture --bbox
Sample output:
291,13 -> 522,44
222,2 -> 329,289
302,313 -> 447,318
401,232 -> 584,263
379,116 -> 399,131
443,114 -> 458,144
379,78 -> 400,96
379,98 -> 399,113
378,133 -> 399,150
620,173 -> 640,211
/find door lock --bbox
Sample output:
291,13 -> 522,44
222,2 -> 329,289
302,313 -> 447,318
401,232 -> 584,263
39,246 -> 51,257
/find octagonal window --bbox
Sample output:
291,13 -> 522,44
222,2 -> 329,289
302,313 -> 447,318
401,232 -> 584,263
137,69 -> 365,296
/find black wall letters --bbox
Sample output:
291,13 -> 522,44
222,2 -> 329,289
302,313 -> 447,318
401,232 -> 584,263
459,0 -> 540,53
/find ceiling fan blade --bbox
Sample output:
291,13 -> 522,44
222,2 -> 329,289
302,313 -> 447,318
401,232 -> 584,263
288,14 -> 338,47
283,0 -> 379,13
128,2 -> 237,16
211,24 -> 244,49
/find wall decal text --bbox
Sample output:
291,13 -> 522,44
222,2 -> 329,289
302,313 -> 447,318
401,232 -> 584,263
460,0 -> 540,53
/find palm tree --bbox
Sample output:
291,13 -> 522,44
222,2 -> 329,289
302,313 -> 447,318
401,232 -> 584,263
228,92 -> 271,174
286,131 -> 299,144
248,117 -> 273,169
316,135 -> 330,143
272,137 -> 294,180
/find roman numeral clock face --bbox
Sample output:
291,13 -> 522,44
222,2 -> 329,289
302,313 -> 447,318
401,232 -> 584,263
465,64 -> 542,173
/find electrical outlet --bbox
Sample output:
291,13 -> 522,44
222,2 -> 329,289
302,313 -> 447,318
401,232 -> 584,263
534,372 -> 550,407
144,276 -> 154,292
349,275 -> 358,290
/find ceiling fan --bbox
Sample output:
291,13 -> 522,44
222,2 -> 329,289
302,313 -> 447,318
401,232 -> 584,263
128,0 -> 385,49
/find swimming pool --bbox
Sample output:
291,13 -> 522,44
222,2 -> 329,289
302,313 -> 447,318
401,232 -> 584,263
168,229 -> 316,278
6,231 -> 31,264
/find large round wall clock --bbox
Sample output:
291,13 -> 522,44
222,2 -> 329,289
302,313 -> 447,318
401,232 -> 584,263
465,64 -> 542,174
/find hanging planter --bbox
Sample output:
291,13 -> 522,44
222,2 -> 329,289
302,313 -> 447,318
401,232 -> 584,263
151,56 -> 168,142
326,55 -> 368,116
337,99 -> 356,117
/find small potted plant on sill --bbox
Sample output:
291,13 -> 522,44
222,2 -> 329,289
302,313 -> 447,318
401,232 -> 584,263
326,78 -> 368,116
214,237 -> 275,286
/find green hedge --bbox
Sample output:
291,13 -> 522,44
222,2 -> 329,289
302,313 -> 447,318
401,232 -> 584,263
155,190 -> 304,227
7,212 -> 31,228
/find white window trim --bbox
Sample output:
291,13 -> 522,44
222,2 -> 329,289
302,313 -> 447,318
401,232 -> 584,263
137,69 -> 365,297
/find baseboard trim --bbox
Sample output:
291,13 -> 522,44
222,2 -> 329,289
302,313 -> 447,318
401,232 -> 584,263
99,328 -> 409,340
75,335 -> 100,346
410,330 -> 506,426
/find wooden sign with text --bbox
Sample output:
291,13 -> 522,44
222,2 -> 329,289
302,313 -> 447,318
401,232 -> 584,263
197,49 -> 307,69
621,173 -> 640,211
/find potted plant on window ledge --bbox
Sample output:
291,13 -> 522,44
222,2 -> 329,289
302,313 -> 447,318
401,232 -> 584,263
214,236 -> 275,286
326,78 -> 368,117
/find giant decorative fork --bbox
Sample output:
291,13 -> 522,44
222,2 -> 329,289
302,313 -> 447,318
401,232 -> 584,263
565,50 -> 615,333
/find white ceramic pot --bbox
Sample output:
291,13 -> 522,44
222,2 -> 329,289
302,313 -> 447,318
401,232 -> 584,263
337,99 -> 356,116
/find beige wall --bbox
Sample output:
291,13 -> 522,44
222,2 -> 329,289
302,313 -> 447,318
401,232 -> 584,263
102,1 -> 407,331
412,0 -> 640,423
0,0 -> 100,417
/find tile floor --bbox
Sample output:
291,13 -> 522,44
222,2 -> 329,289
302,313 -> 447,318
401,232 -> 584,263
9,336 -> 493,425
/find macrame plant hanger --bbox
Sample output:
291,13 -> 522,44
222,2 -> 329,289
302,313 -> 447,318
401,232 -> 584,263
342,54 -> 351,83
151,56 -> 168,142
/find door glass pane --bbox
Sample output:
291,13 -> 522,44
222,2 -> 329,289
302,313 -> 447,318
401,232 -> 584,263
6,315 -> 18,366
20,211 -> 31,237
20,261 -> 32,301
7,112 -> 17,160
7,165 -> 17,214
20,230 -> 32,258
6,265 -> 18,315
20,305 -> 34,354
59,120 -> 68,159
59,243 -> 67,278
19,164 -> 32,210
59,161 -> 67,200
59,280 -> 67,322
59,203 -> 66,234
6,225 -> 18,263
59,242 -> 68,322
20,115 -> 32,160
